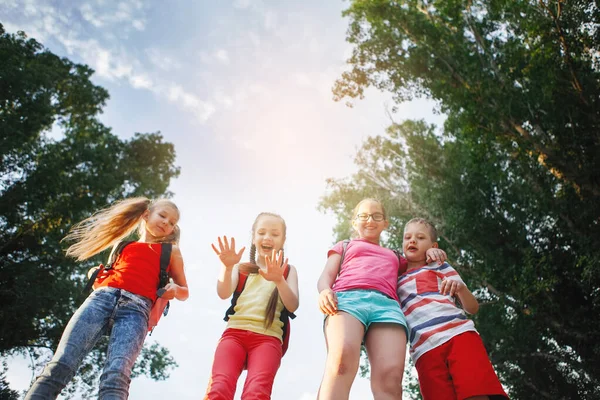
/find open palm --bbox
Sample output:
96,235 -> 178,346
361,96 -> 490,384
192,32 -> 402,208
259,250 -> 288,283
211,236 -> 245,270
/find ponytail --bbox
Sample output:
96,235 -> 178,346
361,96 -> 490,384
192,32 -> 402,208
64,197 -> 151,261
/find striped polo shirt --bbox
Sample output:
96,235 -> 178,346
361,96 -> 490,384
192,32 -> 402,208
397,262 -> 477,362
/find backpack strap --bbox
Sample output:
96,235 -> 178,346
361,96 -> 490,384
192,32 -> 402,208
223,269 -> 250,321
81,241 -> 134,295
155,243 -> 173,298
336,239 -> 351,276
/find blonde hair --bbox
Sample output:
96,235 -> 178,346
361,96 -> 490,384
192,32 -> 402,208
238,212 -> 287,329
64,197 -> 180,261
405,217 -> 438,241
351,198 -> 388,220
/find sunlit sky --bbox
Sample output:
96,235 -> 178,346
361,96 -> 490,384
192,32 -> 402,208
1,1 -> 442,398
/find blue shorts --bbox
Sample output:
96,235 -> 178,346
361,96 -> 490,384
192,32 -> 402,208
334,289 -> 408,336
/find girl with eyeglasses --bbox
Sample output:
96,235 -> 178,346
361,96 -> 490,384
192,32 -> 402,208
316,198 -> 446,400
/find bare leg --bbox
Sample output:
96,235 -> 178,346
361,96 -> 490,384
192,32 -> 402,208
364,323 -> 407,400
317,312 -> 365,400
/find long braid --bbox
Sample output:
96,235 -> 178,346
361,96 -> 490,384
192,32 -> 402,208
249,243 -> 256,264
238,213 -> 288,329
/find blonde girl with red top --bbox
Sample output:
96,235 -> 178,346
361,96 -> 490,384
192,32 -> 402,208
204,212 -> 299,400
25,197 -> 189,400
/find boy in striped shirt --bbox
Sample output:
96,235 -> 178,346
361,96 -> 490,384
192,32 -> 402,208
397,218 -> 508,400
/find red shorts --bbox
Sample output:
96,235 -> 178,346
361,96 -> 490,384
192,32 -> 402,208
415,331 -> 508,400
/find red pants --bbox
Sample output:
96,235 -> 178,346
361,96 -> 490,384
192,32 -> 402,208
204,328 -> 282,400
415,331 -> 508,400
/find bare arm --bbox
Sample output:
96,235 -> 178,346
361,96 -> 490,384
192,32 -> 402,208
163,245 -> 189,301
212,236 -> 244,299
275,265 -> 299,313
317,253 -> 341,315
217,264 -> 239,300
317,253 -> 340,293
440,278 -> 479,314
455,285 -> 479,314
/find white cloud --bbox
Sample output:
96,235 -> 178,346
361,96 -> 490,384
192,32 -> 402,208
129,73 -> 153,89
1,1 -> 221,123
165,84 -> 216,123
146,48 -> 182,71
78,0 -> 146,31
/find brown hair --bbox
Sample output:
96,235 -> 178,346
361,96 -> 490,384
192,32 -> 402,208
237,212 -> 287,329
64,197 -> 180,261
405,217 -> 438,241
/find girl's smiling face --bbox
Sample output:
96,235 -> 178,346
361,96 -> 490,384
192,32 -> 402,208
352,200 -> 388,244
253,215 -> 286,262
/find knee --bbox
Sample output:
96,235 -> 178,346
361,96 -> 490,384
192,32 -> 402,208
371,366 -> 403,397
326,345 -> 360,377
99,369 -> 131,395
205,373 -> 236,400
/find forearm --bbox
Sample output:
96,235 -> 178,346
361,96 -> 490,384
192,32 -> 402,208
457,288 -> 479,314
317,273 -> 335,293
174,285 -> 189,301
276,279 -> 299,313
216,266 -> 234,299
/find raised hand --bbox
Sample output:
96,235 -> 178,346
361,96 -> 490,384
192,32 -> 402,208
211,236 -> 245,270
259,250 -> 288,283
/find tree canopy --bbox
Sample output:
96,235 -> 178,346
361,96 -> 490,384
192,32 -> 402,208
0,24 -> 180,396
323,1 -> 600,398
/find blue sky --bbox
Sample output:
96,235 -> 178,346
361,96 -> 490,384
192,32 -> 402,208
1,1 -> 442,398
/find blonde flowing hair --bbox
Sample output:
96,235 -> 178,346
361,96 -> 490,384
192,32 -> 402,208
237,212 -> 287,329
64,197 -> 180,261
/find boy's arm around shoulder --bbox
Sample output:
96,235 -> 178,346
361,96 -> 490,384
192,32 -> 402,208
276,265 -> 299,313
165,245 -> 189,301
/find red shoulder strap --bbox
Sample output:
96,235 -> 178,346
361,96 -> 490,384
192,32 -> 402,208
235,272 -> 249,293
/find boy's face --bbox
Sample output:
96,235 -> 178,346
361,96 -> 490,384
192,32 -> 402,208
403,222 -> 438,264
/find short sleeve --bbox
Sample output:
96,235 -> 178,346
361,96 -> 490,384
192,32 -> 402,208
327,240 -> 345,259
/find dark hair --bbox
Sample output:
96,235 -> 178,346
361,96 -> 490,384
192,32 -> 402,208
238,212 -> 287,329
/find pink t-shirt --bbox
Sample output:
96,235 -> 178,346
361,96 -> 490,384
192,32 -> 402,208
328,238 -> 407,301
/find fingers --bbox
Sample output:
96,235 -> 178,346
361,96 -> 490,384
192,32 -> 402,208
265,250 -> 286,268
440,279 -> 458,296
236,246 -> 246,258
211,243 -> 220,255
319,290 -> 338,316
223,236 -> 230,251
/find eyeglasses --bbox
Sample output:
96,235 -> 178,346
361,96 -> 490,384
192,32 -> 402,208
355,213 -> 385,222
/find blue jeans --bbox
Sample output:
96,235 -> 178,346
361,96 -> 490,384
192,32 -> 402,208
25,287 -> 152,400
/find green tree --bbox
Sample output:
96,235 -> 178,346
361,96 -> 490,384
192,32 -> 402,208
0,24 -> 180,396
322,1 -> 600,399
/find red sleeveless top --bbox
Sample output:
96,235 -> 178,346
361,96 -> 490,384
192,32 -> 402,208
95,242 -> 170,302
